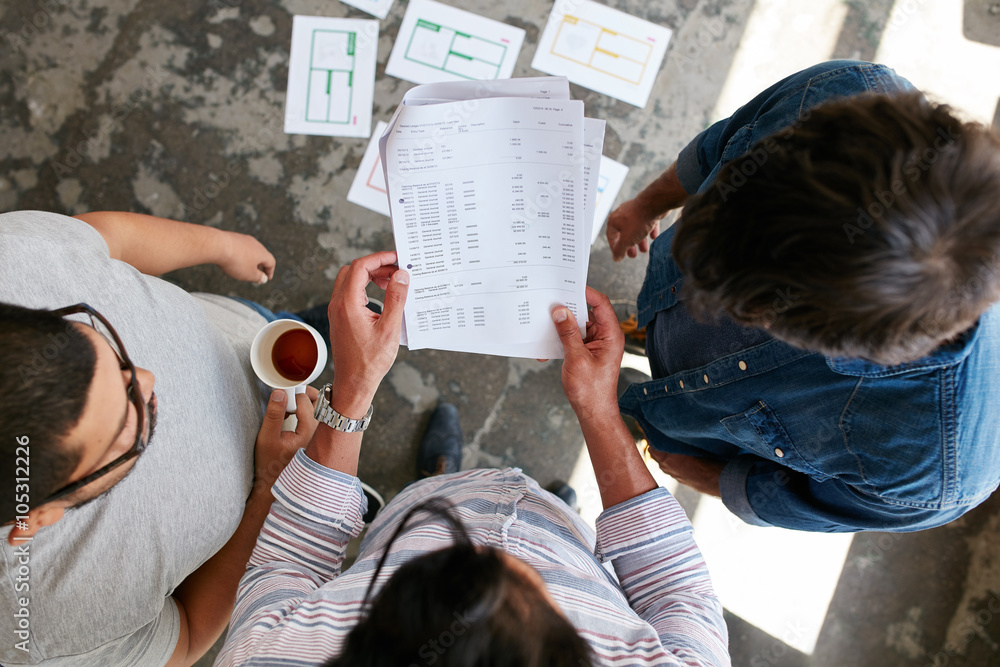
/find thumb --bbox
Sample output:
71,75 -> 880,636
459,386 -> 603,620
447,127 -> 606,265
260,390 -> 288,438
551,306 -> 586,358
378,269 -> 410,335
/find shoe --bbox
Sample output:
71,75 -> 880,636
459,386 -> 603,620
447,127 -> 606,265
547,481 -> 579,513
360,481 -> 385,523
418,403 -> 463,479
611,299 -> 646,356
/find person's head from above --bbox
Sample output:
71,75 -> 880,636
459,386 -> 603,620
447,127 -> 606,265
0,302 -> 157,543
326,499 -> 594,667
673,91 -> 1000,366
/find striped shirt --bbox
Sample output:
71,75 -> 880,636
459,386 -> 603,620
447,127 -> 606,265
216,450 -> 731,666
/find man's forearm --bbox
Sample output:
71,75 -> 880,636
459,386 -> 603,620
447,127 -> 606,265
75,211 -> 233,275
577,404 -> 658,509
166,486 -> 275,667
635,162 -> 689,218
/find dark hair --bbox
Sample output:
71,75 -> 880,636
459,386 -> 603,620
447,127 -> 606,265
673,91 -> 1000,365
327,499 -> 593,667
1,303 -> 94,519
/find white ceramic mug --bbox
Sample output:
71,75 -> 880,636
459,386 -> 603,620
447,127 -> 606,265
250,319 -> 328,407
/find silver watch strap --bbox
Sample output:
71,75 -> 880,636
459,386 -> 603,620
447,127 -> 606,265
314,385 -> 373,432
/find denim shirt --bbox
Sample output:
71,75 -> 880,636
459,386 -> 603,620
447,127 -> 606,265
619,61 -> 1000,533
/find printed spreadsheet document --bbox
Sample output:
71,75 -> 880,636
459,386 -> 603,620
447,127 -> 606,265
379,77 -> 604,359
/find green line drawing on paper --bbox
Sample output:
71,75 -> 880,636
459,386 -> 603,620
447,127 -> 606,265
305,29 -> 357,124
403,18 -> 508,80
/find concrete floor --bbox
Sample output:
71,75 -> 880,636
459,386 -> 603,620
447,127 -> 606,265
3,0 -> 1000,665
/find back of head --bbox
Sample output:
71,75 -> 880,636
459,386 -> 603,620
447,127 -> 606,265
326,500 -> 593,667
0,303 -> 94,519
673,91 -> 1000,365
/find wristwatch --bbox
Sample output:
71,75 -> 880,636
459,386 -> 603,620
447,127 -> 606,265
313,383 -> 373,432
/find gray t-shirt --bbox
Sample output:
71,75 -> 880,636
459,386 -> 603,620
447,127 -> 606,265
0,211 -> 268,666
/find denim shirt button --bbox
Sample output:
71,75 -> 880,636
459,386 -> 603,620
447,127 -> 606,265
739,360 -> 748,371
703,374 -> 709,384
664,385 -> 669,393
774,448 -> 785,458
643,387 -> 648,396
679,380 -> 685,388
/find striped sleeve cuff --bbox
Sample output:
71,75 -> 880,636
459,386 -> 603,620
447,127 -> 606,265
594,487 -> 693,563
270,449 -> 367,536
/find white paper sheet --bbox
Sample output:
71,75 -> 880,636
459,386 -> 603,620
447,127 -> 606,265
386,0 -> 525,85
383,95 -> 589,359
284,16 -> 379,138
531,0 -> 671,108
339,0 -> 394,20
347,120 -> 391,216
581,118 -> 606,249
591,155 -> 629,245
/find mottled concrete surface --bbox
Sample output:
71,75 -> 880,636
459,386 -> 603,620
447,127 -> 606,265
3,1 -> 1000,666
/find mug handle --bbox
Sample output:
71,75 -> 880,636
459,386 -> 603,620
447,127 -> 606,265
285,384 -> 307,408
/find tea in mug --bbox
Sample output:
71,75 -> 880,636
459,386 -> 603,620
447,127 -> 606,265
271,329 -> 318,382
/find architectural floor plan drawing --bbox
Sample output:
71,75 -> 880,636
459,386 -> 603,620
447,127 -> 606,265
404,19 -> 506,80
551,15 -> 652,85
285,15 -> 378,138
347,120 -> 391,216
532,0 -> 671,108
591,155 -> 629,245
306,30 -> 356,124
386,0 -> 525,85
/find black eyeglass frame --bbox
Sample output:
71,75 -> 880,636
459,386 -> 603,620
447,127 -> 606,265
39,303 -> 147,506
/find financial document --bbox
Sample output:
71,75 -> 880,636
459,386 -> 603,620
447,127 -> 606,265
380,78 -> 599,359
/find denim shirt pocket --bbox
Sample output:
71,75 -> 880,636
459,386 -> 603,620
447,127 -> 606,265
721,400 -> 833,481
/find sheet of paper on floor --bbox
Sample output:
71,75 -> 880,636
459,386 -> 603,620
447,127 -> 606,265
591,156 -> 629,245
531,0 -> 671,108
284,16 -> 379,138
347,120 -> 391,216
386,0 -> 525,85
338,0 -> 395,20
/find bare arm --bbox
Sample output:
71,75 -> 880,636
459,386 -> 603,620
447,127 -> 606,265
606,162 -> 690,262
74,211 -> 275,282
163,388 -> 317,667
304,252 -> 410,474
552,287 -> 657,508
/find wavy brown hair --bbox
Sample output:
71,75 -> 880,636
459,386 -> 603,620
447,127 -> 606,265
673,92 -> 1000,365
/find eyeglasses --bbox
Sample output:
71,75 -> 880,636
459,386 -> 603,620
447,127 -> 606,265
40,303 -> 148,505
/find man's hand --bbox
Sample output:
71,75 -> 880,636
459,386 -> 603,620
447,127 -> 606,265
607,198 -> 664,261
552,288 -> 657,508
327,251 -> 409,417
607,161 -> 689,261
551,287 -> 625,420
254,387 -> 319,492
218,231 -> 276,284
646,449 -> 724,497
